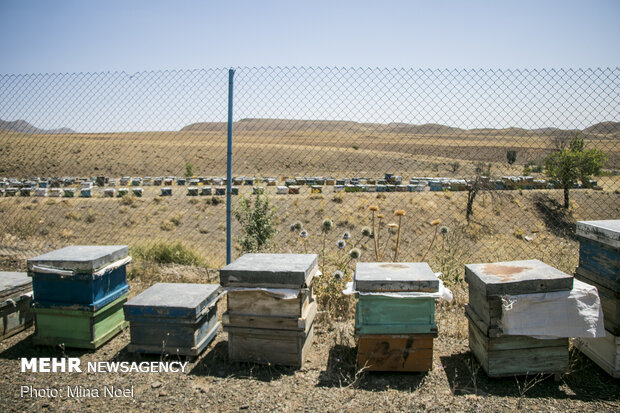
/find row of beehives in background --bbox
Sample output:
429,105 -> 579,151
0,173 -> 601,197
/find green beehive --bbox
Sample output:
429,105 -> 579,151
33,293 -> 128,349
354,263 -> 439,335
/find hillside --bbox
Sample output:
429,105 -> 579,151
0,119 -> 75,134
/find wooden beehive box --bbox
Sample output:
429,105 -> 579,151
575,329 -> 620,378
465,260 -> 573,330
466,311 -> 569,378
0,272 -> 33,340
220,253 -> 318,366
27,245 -> 130,311
576,220 -> 620,285
124,283 -> 222,356
357,334 -> 434,372
465,260 -> 573,376
353,263 -> 439,335
33,293 -> 128,349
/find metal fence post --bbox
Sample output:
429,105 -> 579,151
226,68 -> 235,265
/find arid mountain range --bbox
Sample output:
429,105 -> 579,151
1,118 -> 618,137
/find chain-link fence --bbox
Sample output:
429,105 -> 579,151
0,67 -> 618,277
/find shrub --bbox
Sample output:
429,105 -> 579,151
132,241 -> 203,266
185,161 -> 194,178
233,193 -> 277,253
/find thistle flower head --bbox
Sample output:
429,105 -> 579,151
322,218 -> 333,231
369,205 -> 379,211
377,213 -> 385,219
333,270 -> 344,280
299,229 -> 309,239
430,219 -> 441,226
349,248 -> 361,259
342,231 -> 351,240
387,222 -> 399,234
361,226 -> 372,237
394,209 -> 406,216
440,225 -> 450,235
336,239 -> 346,250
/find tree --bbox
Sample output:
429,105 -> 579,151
506,150 -> 517,165
466,162 -> 492,222
233,193 -> 277,252
544,134 -> 606,209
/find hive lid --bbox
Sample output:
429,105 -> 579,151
27,245 -> 129,273
353,262 -> 439,292
219,253 -> 318,288
465,259 -> 573,296
0,272 -> 32,299
123,283 -> 221,320
576,220 -> 620,248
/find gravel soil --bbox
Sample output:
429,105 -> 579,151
0,287 -> 618,413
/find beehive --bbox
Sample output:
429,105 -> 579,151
0,272 -> 33,340
132,187 -> 143,197
33,293 -> 128,349
465,260 -> 572,377
200,186 -> 213,196
161,187 -> 172,196
574,220 -> 620,377
220,253 -> 318,367
28,246 -> 130,310
187,187 -> 199,196
124,283 -> 222,356
353,262 -> 440,372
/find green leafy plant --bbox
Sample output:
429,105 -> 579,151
544,134 -> 606,208
233,193 -> 277,252
184,161 -> 194,178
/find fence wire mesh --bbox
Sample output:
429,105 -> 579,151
0,67 -> 618,279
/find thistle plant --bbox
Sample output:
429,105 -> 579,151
421,219 -> 442,261
321,218 -> 333,272
393,210 -> 406,261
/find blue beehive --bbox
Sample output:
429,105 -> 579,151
27,246 -> 130,311
124,283 -> 222,356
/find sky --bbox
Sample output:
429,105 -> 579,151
0,0 -> 619,73
0,0 -> 618,131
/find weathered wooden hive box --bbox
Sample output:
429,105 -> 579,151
464,259 -> 572,377
124,283 -> 222,356
353,262 -> 439,372
575,220 -> 619,335
28,246 -> 130,310
0,272 -> 34,340
574,219 -> 620,377
220,253 -> 318,367
28,246 -> 131,349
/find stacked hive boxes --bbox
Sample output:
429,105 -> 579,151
123,283 -> 223,356
27,246 -> 131,349
574,220 -> 620,378
353,262 -> 439,372
220,254 -> 318,367
465,259 -> 572,377
0,272 -> 33,340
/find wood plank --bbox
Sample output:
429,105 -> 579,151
357,334 -> 434,372
227,287 -> 312,318
467,286 -> 502,328
465,260 -> 573,296
467,321 -> 568,377
575,330 -> 620,378
578,238 -> 620,285
223,300 -> 316,332
128,321 -> 220,357
227,324 -> 314,367
464,304 -> 502,338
